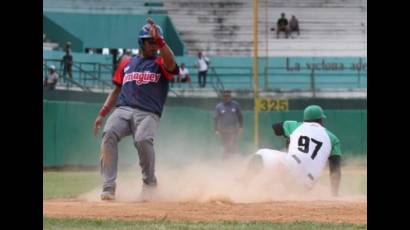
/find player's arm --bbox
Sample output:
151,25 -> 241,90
98,85 -> 121,116
273,121 -> 299,150
272,121 -> 290,150
272,121 -> 285,136
273,120 -> 300,137
158,40 -> 177,73
148,19 -> 177,73
329,155 -> 341,197
93,85 -> 121,136
327,132 -> 342,196
272,122 -> 287,147
93,57 -> 128,136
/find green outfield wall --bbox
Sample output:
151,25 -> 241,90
43,100 -> 366,167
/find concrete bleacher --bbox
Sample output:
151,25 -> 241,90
43,0 -> 367,57
164,0 -> 367,56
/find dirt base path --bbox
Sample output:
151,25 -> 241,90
44,199 -> 366,224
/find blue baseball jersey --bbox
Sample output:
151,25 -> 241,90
113,55 -> 179,116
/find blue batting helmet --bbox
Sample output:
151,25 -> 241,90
137,23 -> 164,48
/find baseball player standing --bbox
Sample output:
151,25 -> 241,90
93,18 -> 179,201
245,105 -> 342,196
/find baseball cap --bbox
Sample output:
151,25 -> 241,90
303,105 -> 327,120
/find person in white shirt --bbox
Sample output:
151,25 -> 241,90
44,65 -> 58,90
195,51 -> 210,88
177,63 -> 192,88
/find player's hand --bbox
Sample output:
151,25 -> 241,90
93,115 -> 104,136
147,17 -> 160,39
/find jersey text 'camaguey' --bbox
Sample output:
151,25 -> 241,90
112,55 -> 179,117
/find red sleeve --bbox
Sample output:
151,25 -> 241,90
155,57 -> 179,81
112,58 -> 130,86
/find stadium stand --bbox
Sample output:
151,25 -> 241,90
165,0 -> 367,56
43,0 -> 366,97
44,0 -> 367,57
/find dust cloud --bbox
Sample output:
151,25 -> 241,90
79,149 -> 366,203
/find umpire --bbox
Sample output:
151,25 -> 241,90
214,90 -> 243,160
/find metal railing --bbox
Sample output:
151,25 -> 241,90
202,66 -> 253,91
43,59 -> 114,93
43,59 -> 367,95
72,62 -> 113,91
43,62 -> 92,92
209,66 -> 225,93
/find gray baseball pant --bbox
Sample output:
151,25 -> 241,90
100,106 -> 160,193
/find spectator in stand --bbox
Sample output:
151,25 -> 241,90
177,63 -> 192,88
289,15 -> 300,38
61,43 -> 73,80
195,51 -> 210,88
276,13 -> 289,39
44,65 -> 58,90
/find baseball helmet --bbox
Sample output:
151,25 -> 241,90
137,23 -> 164,48
303,105 -> 327,120
48,65 -> 56,70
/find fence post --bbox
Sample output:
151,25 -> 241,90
98,64 -> 102,91
264,66 -> 268,91
310,68 -> 316,98
357,58 -> 362,88
210,67 -> 214,89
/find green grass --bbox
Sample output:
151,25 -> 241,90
43,171 -> 101,199
43,218 -> 366,230
43,169 -> 141,199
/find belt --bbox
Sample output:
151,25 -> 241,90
122,105 -> 162,117
291,154 -> 315,181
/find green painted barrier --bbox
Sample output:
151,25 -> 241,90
43,100 -> 366,167
43,12 -> 186,55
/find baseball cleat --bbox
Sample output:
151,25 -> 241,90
100,192 -> 115,201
